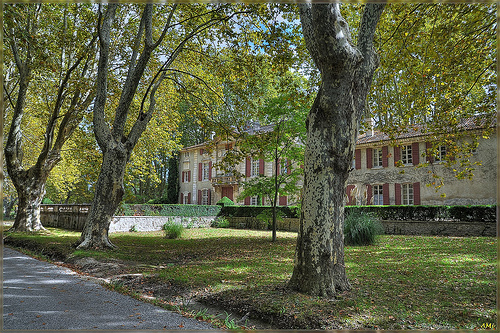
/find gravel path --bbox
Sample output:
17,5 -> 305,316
2,247 -> 215,331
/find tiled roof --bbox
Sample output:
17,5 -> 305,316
356,115 -> 496,145
182,115 -> 495,150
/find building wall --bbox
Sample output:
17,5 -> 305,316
179,130 -> 496,206
347,132 -> 497,206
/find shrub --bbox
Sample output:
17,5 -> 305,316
344,210 -> 384,246
212,217 -> 230,228
162,220 -> 184,239
217,196 -> 235,207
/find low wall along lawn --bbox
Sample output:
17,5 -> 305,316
40,204 -> 496,237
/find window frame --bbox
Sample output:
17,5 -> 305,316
373,148 -> 383,168
435,145 -> 447,162
250,196 -> 259,206
402,183 -> 414,205
401,145 -> 413,165
373,184 -> 383,205
201,189 -> 209,205
251,158 -> 260,177
202,162 -> 210,181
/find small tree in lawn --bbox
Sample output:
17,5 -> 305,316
237,77 -> 310,242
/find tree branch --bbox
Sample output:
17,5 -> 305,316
93,3 -> 117,150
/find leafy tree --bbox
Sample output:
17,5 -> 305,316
236,73 -> 311,242
77,3 -> 251,249
289,2 -> 495,297
3,4 -> 98,231
165,154 -> 180,204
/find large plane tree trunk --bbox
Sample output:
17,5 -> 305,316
77,144 -> 129,249
8,170 -> 50,232
289,3 -> 385,297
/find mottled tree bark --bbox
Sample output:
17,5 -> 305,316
289,3 -> 385,297
77,145 -> 129,249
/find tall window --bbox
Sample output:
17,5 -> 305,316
184,151 -> 190,159
280,160 -> 288,175
402,183 -> 414,205
251,158 -> 260,177
201,189 -> 210,205
401,145 -> 412,165
373,185 -> 383,205
435,145 -> 447,162
373,148 -> 383,167
202,162 -> 210,181
250,196 -> 259,206
182,171 -> 190,183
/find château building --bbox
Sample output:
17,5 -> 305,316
178,118 -> 496,206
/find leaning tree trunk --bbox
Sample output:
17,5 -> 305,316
289,3 -> 385,297
77,144 -> 130,249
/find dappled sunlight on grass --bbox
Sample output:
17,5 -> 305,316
5,228 -> 497,330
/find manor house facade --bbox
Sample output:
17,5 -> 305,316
178,118 -> 496,206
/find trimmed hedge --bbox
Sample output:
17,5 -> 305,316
116,204 -> 495,222
117,204 -> 221,217
218,205 -> 300,218
345,205 -> 496,222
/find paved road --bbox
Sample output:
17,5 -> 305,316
2,247 -> 215,331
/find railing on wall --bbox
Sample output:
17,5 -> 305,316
40,205 -> 90,230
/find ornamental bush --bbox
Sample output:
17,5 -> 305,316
344,210 -> 384,246
216,197 -> 235,207
162,220 -> 184,239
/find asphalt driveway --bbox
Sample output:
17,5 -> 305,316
2,247 -> 215,331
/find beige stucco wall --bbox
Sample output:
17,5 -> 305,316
347,132 -> 496,205
180,130 -> 496,206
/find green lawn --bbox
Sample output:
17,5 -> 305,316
3,227 -> 497,330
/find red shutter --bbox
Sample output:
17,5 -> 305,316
180,193 -> 184,204
198,190 -> 202,205
394,146 -> 401,165
246,158 -> 251,177
413,182 -> 421,205
208,161 -> 212,180
188,171 -> 191,182
382,146 -> 389,168
366,184 -> 373,205
200,148 -> 204,155
198,163 -> 202,181
187,192 -> 191,204
208,189 -> 212,205
395,183 -> 402,205
355,149 -> 361,170
412,142 -> 419,165
366,148 -> 373,169
346,185 -> 355,205
426,142 -> 433,163
279,196 -> 287,206
181,171 -> 185,183
383,183 -> 390,205
259,158 -> 264,175
244,197 -> 250,205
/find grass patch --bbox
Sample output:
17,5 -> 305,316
4,226 -> 497,330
